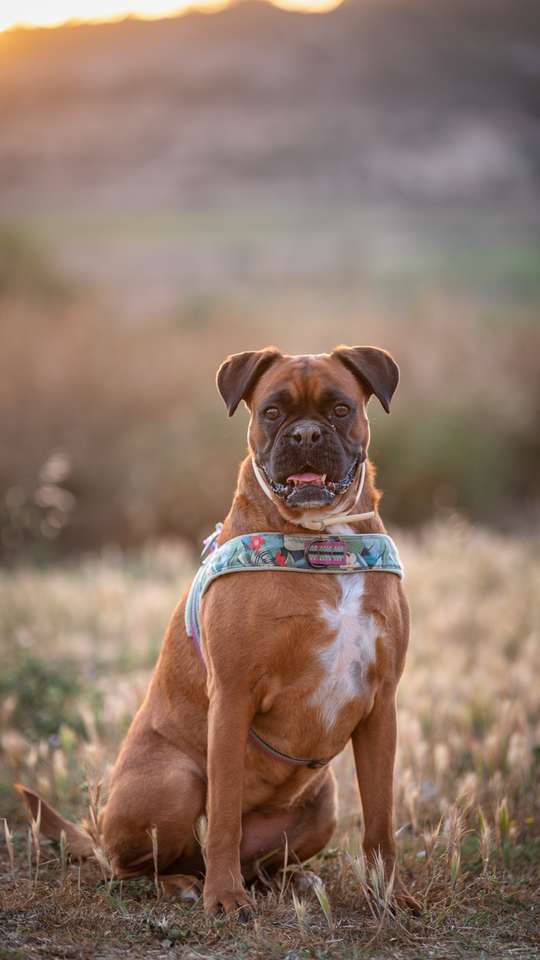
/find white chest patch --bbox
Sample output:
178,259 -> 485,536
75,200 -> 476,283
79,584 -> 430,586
312,574 -> 379,728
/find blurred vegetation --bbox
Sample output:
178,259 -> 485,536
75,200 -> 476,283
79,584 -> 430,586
1,0 -> 539,559
0,656 -> 84,741
0,225 -> 72,303
0,223 -> 539,561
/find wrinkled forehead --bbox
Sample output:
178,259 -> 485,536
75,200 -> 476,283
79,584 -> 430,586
251,353 -> 366,408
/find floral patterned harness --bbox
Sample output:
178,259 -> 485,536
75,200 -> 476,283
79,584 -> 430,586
185,525 -> 404,769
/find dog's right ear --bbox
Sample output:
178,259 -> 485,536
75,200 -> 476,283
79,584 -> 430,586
216,347 -> 281,416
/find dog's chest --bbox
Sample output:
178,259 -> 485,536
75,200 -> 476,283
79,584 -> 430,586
311,574 -> 379,728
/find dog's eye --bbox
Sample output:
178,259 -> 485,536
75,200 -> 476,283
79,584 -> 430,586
264,406 -> 280,421
334,404 -> 350,418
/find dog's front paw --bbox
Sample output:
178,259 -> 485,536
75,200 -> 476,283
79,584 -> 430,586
203,878 -> 254,920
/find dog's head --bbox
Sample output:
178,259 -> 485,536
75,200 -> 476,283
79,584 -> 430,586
216,346 -> 398,514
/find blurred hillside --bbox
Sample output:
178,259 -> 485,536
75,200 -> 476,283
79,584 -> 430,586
1,0 -> 539,311
0,0 -> 539,555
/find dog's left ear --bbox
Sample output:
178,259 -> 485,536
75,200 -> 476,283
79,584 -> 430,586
217,347 -> 282,416
332,345 -> 399,413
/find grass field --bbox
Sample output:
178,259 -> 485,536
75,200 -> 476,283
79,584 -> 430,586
1,519 -> 539,959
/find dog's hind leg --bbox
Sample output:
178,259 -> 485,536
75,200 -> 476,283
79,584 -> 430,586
16,741 -> 206,900
100,730 -> 206,888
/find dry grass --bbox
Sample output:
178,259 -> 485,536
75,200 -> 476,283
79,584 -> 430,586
1,520 -> 539,958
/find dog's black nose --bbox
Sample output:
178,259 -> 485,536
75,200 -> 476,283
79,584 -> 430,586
289,420 -> 323,447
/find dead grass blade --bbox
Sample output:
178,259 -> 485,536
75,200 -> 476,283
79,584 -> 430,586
3,818 -> 16,880
150,824 -> 161,901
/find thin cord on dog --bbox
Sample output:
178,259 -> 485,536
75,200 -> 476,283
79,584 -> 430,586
251,459 -> 375,532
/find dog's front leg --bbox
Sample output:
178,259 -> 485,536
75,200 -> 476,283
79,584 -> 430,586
204,681 -> 254,917
352,685 -> 419,912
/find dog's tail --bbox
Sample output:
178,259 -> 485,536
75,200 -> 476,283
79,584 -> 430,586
15,783 -> 95,859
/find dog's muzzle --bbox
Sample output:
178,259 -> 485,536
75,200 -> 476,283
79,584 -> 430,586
259,458 -> 359,508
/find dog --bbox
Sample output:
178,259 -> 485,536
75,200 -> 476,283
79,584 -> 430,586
18,345 -> 418,916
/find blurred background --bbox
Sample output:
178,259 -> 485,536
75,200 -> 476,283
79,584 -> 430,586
1,0 -> 539,560
1,8 -> 539,954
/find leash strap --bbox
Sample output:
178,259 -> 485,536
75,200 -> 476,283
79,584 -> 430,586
185,527 -> 403,770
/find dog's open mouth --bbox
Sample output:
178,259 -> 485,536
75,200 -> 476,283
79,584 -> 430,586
260,460 -> 359,508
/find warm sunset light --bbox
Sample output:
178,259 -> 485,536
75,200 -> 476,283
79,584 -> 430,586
0,0 -> 341,32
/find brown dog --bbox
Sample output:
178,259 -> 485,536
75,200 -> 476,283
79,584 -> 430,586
18,345 -> 417,915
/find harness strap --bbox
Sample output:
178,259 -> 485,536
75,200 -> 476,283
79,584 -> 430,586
185,528 -> 404,770
248,728 -> 329,769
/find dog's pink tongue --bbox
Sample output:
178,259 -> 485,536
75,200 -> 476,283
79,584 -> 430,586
286,472 -> 325,486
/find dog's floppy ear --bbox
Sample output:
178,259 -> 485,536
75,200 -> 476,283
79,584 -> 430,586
217,347 -> 282,416
332,345 -> 399,413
